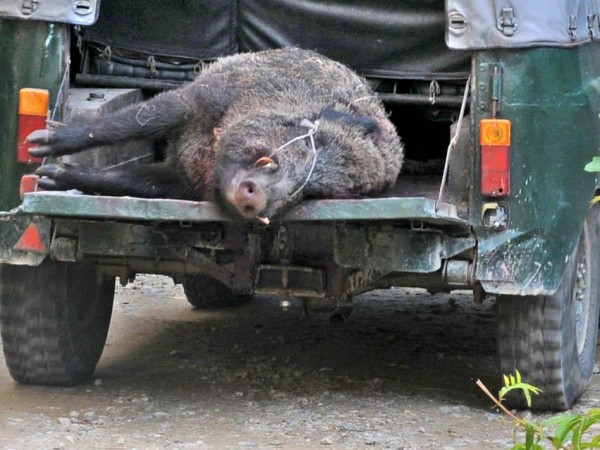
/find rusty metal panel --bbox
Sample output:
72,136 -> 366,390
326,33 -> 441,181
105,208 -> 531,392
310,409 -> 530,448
77,222 -> 173,258
335,225 -> 476,273
335,226 -> 444,273
254,265 -> 325,298
74,221 -> 235,286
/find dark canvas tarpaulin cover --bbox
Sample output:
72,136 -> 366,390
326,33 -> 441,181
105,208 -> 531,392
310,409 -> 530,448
83,0 -> 470,80
83,0 -> 238,61
238,0 -> 470,79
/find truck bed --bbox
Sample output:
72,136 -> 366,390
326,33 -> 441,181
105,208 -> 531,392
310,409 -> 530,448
20,176 -> 468,227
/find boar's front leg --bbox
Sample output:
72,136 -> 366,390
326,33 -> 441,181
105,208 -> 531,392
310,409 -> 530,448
35,161 -> 196,199
27,90 -> 192,158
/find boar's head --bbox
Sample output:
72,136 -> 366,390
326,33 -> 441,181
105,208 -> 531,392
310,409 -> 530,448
214,106 -> 395,223
214,112 -> 319,222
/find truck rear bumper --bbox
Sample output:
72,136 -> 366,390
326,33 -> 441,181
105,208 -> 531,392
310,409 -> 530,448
0,192 -> 476,295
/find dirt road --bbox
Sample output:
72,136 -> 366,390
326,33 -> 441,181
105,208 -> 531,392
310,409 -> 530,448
1,275 -> 599,449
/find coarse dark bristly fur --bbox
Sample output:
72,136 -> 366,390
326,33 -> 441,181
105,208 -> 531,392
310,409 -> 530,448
29,48 -> 404,222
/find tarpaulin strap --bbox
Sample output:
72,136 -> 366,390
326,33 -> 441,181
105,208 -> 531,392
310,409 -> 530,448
436,76 -> 471,211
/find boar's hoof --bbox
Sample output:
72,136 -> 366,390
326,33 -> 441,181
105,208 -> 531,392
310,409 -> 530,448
27,129 -> 53,145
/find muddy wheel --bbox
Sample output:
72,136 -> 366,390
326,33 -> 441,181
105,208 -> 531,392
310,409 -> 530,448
0,259 -> 115,386
182,275 -> 250,309
497,204 -> 600,410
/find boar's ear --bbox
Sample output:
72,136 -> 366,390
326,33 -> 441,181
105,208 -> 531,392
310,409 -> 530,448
319,106 -> 380,135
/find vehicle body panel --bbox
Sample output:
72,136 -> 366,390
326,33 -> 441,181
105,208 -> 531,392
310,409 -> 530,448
472,46 -> 600,294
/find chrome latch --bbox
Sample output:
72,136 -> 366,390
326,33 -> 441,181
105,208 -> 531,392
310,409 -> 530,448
569,14 -> 578,40
73,0 -> 94,16
21,0 -> 39,15
497,8 -> 519,36
587,13 -> 598,38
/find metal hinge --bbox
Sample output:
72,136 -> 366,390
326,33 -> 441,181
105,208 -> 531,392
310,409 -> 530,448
21,0 -> 39,15
477,63 -> 503,116
497,8 -> 519,36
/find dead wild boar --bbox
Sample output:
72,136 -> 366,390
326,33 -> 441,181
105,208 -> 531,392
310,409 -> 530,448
28,48 -> 404,222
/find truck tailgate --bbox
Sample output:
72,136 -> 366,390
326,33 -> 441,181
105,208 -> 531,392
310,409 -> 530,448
21,191 -> 468,226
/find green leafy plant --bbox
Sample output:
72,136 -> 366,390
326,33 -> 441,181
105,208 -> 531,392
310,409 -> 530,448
476,371 -> 600,449
499,370 -> 543,409
584,157 -> 600,174
585,122 -> 600,204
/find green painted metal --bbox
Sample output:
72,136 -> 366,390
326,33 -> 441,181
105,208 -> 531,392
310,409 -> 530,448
283,197 -> 467,225
334,226 -> 476,273
20,191 -> 470,226
20,192 -> 228,223
472,45 -> 600,295
0,20 -> 68,212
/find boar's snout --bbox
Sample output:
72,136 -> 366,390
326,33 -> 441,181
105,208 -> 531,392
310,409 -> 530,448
226,179 -> 267,220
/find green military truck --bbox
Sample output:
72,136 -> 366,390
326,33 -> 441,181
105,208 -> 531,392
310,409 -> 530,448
0,0 -> 599,410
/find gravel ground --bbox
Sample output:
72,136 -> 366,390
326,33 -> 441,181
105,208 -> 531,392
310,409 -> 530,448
1,274 -> 599,449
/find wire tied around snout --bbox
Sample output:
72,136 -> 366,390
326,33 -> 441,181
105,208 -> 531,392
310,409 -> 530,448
269,119 -> 319,199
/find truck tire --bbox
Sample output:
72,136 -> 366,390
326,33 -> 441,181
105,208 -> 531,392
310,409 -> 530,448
0,259 -> 115,386
497,203 -> 600,410
182,275 -> 250,309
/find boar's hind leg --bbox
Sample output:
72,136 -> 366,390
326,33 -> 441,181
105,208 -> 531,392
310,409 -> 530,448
36,162 -> 194,199
28,90 -> 190,158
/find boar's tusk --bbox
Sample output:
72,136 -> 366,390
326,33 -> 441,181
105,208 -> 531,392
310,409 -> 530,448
254,157 -> 274,167
257,216 -> 270,225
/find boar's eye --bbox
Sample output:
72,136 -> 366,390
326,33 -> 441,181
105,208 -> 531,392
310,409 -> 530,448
247,145 -> 271,161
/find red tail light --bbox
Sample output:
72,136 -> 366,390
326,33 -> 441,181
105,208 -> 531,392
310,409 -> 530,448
17,88 -> 49,164
20,174 -> 39,199
480,119 -> 511,197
